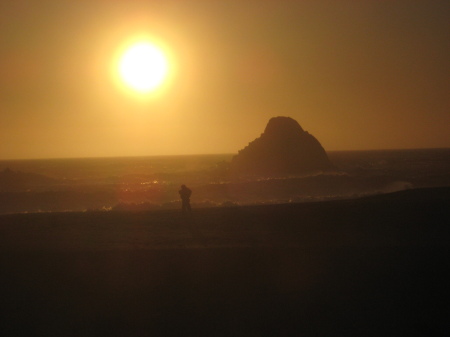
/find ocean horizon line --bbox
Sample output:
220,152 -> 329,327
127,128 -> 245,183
1,147 -> 450,162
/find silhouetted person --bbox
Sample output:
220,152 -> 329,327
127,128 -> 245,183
179,184 -> 192,214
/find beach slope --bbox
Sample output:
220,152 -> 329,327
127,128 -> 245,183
1,187 -> 449,336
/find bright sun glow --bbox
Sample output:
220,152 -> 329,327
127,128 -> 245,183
118,42 -> 169,93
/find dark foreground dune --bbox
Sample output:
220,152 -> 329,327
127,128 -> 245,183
1,187 -> 449,336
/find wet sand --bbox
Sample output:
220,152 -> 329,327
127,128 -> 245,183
1,187 -> 449,336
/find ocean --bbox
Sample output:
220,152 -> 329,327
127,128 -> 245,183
1,149 -> 449,214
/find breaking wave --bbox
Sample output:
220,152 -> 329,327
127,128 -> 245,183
1,149 -> 449,214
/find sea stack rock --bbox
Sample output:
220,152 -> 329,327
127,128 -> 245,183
231,116 -> 333,176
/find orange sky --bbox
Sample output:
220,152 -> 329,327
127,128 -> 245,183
1,0 -> 449,159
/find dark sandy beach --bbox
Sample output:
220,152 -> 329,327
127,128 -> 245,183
1,187 -> 449,336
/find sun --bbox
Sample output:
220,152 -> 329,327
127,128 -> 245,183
118,41 -> 169,93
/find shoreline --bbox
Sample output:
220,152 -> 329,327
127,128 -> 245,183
1,185 -> 448,215
1,186 -> 449,252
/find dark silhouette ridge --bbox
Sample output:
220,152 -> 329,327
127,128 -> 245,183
231,116 -> 333,176
0,167 -> 57,192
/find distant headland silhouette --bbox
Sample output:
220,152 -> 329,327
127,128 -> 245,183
231,116 -> 333,176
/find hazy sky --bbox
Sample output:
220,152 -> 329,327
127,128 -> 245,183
1,0 -> 449,159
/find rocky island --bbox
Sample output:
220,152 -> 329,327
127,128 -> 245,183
231,116 -> 333,176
